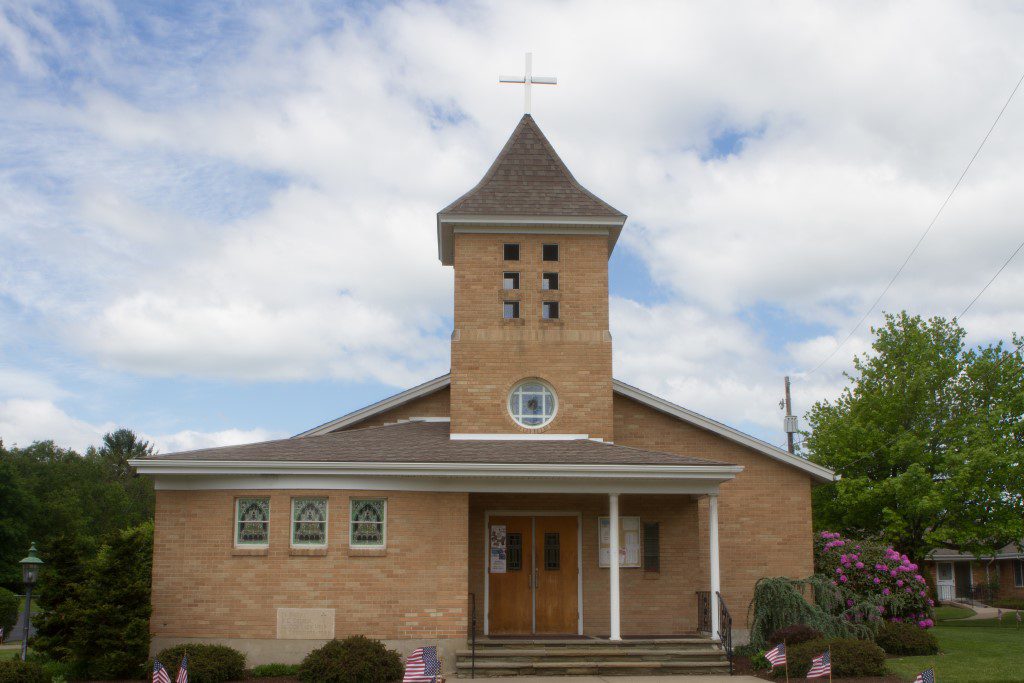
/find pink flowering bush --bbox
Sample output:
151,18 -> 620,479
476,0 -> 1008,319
815,531 -> 933,628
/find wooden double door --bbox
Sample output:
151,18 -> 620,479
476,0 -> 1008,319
488,515 -> 579,635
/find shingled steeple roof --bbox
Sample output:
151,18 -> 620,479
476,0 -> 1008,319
436,114 -> 626,264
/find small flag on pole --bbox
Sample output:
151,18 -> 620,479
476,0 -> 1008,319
806,650 -> 831,679
914,668 -> 935,683
152,659 -> 171,683
176,654 -> 189,683
765,642 -> 787,668
403,645 -> 441,683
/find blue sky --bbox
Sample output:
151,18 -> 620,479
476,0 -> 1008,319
2,0 -> 1023,452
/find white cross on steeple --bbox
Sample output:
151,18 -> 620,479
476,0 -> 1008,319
499,52 -> 557,115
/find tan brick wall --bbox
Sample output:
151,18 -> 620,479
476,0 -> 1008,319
468,493 -> 703,636
151,490 -> 468,641
450,233 -> 613,440
613,394 -> 815,623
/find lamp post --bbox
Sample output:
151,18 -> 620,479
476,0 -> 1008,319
19,543 -> 43,662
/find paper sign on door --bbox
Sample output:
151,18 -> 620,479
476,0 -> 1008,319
489,524 -> 507,573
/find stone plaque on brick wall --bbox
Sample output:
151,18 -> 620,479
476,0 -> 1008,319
276,608 -> 335,640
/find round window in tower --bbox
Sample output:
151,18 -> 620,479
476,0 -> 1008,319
508,380 -> 557,429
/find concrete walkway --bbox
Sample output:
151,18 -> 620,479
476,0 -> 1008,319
946,600 -> 1021,620
472,677 -> 760,682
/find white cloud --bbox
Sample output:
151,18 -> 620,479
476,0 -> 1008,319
0,397 -> 284,454
3,0 -> 1024,443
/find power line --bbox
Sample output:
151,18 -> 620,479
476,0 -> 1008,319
803,69 -> 1024,377
955,236 -> 1024,320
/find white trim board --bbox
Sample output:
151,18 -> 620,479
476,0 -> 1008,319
292,373 -> 835,483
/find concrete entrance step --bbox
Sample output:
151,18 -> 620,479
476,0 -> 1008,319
454,636 -> 730,677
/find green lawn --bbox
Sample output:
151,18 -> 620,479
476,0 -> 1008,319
933,605 -> 975,621
888,621 -> 1024,681
0,650 -> 21,660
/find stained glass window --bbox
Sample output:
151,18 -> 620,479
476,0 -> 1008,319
508,380 -> 557,428
236,498 -> 270,545
291,498 -> 327,546
544,532 -> 560,570
507,533 -> 523,571
350,499 -> 386,548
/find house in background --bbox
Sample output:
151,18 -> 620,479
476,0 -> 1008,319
132,114 -> 834,676
926,544 -> 1024,603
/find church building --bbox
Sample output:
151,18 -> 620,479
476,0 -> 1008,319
133,113 -> 834,676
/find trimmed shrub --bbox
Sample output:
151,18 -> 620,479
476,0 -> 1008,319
875,622 -> 939,655
0,660 -> 48,683
0,588 -> 19,639
767,623 -> 824,646
781,638 -> 886,679
250,663 -> 301,677
992,598 -> 1024,611
155,644 -> 246,683
299,636 -> 404,683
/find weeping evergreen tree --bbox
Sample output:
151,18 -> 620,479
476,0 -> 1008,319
747,576 -> 872,649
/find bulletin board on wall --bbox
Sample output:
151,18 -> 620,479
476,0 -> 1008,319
598,516 -> 642,568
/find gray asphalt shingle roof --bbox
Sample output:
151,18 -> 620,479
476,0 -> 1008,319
438,114 -> 625,219
142,420 -> 731,467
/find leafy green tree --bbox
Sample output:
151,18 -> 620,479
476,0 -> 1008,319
806,312 -> 1024,563
0,586 -> 19,639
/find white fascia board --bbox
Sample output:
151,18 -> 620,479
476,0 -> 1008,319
295,374 -> 451,437
611,379 -> 836,484
152,474 -> 727,495
450,433 -> 595,441
129,458 -> 743,481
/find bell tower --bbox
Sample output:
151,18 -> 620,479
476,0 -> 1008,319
437,115 -> 626,440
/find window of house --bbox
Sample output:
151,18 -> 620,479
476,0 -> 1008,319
236,498 -> 270,546
503,300 -> 520,319
938,563 -> 953,582
1015,559 -> 1024,588
350,499 -> 386,548
542,243 -> 559,261
507,533 -> 523,571
503,272 -> 520,290
544,532 -> 561,570
643,522 -> 660,572
504,243 -> 520,260
508,379 -> 557,428
291,498 -> 327,546
542,272 -> 559,290
542,301 -> 559,319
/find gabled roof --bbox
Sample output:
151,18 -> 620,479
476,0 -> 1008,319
436,115 -> 626,265
296,374 -> 836,484
134,420 -> 733,468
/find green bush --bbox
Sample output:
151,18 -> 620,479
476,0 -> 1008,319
0,660 -> 48,683
781,638 -> 886,679
874,622 -> 939,655
0,588 -> 18,638
991,598 -> 1024,611
250,663 -> 301,677
767,623 -> 824,646
299,636 -> 404,683
156,644 -> 246,683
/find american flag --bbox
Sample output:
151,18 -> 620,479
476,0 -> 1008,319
176,654 -> 188,683
152,659 -> 171,683
403,645 -> 441,683
765,642 -> 787,668
806,650 -> 831,679
914,668 -> 935,683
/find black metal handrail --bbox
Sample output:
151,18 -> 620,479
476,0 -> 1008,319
468,592 -> 477,679
716,591 -> 733,675
696,590 -> 711,634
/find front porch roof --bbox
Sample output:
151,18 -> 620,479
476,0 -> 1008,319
129,420 -> 742,494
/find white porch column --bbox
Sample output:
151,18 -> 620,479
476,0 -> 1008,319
709,493 -> 721,641
609,492 -> 621,641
